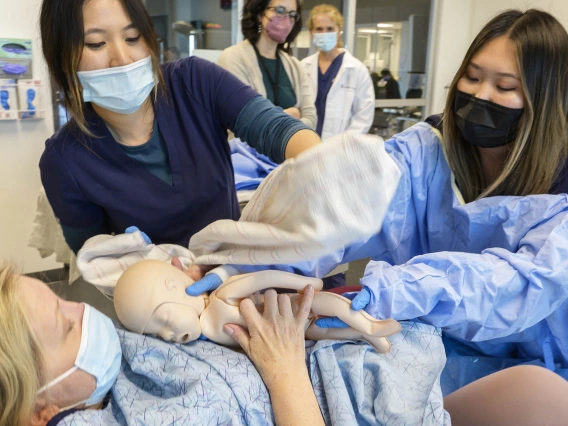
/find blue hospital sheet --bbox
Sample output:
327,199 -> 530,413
58,322 -> 450,425
230,138 -> 277,191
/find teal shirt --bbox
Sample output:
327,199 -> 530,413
258,56 -> 297,109
119,121 -> 173,185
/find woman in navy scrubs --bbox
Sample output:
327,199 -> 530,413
38,0 -> 321,256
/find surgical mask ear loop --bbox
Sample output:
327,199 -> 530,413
56,397 -> 92,413
36,366 -> 90,414
36,367 -> 103,414
36,366 -> 79,395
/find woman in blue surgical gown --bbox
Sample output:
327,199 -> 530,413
194,9 -> 568,384
311,8 -> 568,378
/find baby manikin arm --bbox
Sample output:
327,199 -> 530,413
214,270 -> 324,305
200,271 -> 400,352
200,271 -> 323,346
215,273 -> 399,339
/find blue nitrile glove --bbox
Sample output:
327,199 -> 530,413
125,226 -> 152,244
314,287 -> 372,328
186,273 -> 223,296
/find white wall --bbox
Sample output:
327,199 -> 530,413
427,0 -> 568,115
426,0 -> 473,114
0,0 -> 60,273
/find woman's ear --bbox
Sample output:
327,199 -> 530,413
30,400 -> 59,426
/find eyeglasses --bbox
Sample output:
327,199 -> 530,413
266,6 -> 300,22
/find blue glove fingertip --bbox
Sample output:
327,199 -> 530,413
185,285 -> 201,296
314,317 -> 350,329
125,226 -> 151,244
351,287 -> 371,311
186,273 -> 223,296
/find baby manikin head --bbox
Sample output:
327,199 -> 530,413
114,259 -> 206,344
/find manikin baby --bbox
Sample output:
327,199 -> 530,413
114,259 -> 402,353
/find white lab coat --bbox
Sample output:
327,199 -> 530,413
301,50 -> 375,141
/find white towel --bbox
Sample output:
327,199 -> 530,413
77,232 -> 195,297
189,132 -> 400,265
77,132 -> 401,296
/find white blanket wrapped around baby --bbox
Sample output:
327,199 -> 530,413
189,131 -> 400,264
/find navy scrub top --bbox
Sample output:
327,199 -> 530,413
40,57 -> 260,248
315,52 -> 345,136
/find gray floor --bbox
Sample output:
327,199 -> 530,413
49,258 -> 371,323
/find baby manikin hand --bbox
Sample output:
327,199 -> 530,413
223,286 -> 314,390
314,287 -> 372,328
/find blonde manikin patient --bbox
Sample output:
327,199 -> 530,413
114,259 -> 401,352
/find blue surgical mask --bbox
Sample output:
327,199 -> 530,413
77,56 -> 156,115
37,304 -> 122,410
313,32 -> 338,52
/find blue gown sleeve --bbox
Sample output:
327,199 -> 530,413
342,124 -> 568,344
362,196 -> 568,342
340,126 -> 568,343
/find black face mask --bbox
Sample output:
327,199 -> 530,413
453,90 -> 524,148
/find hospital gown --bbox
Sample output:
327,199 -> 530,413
230,138 -> 277,191
247,122 -> 568,368
57,323 -> 450,425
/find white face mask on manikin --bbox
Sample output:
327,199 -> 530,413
313,32 -> 338,52
77,56 -> 156,115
